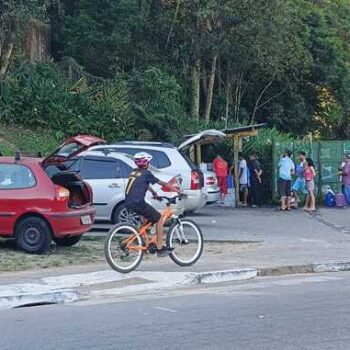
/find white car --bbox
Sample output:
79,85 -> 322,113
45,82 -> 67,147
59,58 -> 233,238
90,130 -> 224,212
70,150 -> 185,224
90,143 -> 206,213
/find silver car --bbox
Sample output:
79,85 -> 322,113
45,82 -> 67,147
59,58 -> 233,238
73,150 -> 185,224
203,170 -> 220,205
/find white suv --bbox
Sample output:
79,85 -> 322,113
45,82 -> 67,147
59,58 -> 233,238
75,150 -> 185,224
90,142 -> 207,212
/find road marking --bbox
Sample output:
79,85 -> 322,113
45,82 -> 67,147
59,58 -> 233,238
155,306 -> 177,313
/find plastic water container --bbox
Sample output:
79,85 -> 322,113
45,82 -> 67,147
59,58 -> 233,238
336,192 -> 346,207
224,176 -> 236,207
324,192 -> 336,207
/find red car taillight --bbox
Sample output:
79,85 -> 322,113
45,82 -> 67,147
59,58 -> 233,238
191,170 -> 201,190
55,185 -> 70,202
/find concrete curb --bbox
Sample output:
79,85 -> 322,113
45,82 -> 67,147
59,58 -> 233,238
188,269 -> 258,285
0,289 -> 80,310
2,261 -> 350,310
258,261 -> 350,277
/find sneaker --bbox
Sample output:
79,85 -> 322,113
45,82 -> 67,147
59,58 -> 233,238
157,246 -> 173,257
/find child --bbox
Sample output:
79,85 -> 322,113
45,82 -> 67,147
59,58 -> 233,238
304,157 -> 316,212
125,152 -> 181,256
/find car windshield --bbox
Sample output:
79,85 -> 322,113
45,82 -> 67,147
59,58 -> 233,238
54,142 -> 81,158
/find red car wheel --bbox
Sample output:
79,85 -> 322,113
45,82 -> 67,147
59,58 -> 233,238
15,217 -> 52,254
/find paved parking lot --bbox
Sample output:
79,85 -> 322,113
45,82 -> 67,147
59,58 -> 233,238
1,206 -> 349,284
88,206 -> 350,271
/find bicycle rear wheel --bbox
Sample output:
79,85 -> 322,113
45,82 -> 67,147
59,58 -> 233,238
104,224 -> 144,273
166,219 -> 203,267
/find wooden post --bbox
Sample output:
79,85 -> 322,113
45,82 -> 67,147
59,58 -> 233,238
196,144 -> 202,165
233,135 -> 240,206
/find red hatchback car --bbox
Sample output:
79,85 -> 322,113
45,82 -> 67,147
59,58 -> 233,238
0,135 -> 105,253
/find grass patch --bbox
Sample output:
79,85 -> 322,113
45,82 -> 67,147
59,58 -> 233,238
0,236 -> 105,272
0,124 -> 60,156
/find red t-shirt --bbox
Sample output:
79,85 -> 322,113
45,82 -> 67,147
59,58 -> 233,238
213,157 -> 228,177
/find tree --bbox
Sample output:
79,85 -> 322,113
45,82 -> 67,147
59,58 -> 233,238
0,0 -> 50,77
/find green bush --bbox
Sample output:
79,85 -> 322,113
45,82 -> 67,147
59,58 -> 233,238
128,68 -> 186,142
0,63 -> 194,144
0,62 -> 134,141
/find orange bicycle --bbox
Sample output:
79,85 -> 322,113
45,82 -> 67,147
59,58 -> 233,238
104,195 -> 203,273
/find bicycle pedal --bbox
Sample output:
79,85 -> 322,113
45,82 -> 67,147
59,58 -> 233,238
148,243 -> 158,255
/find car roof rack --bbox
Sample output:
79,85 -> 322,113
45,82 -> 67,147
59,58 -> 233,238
14,151 -> 43,161
111,141 -> 175,148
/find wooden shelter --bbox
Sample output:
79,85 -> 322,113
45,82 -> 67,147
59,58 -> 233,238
183,123 -> 267,205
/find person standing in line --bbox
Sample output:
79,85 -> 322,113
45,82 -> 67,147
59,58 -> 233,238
304,157 -> 317,212
213,155 -> 228,206
278,150 -> 295,211
238,153 -> 249,207
292,151 -> 307,207
248,153 -> 262,207
341,154 -> 350,205
339,155 -> 347,193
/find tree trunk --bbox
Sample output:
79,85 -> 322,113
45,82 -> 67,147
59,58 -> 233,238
0,41 -> 13,77
191,59 -> 201,119
225,64 -> 231,121
201,68 -> 208,100
251,78 -> 274,124
165,0 -> 181,49
204,54 -> 217,124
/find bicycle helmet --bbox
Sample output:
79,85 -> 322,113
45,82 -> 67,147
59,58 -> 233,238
134,152 -> 153,168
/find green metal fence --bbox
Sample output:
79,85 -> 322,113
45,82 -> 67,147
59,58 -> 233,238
272,139 -> 350,198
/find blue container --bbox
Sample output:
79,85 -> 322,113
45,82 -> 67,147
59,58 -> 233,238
324,192 -> 336,207
227,175 -> 234,189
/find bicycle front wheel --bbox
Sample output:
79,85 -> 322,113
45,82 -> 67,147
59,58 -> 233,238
166,219 -> 203,267
104,224 -> 144,273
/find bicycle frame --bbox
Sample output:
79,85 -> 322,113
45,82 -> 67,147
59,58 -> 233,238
122,205 -> 177,252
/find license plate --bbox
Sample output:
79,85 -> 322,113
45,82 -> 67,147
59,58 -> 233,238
81,215 -> 92,225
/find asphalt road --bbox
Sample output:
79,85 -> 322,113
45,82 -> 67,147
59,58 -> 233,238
1,272 -> 350,350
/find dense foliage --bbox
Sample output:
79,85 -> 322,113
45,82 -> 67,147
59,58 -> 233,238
0,0 -> 349,141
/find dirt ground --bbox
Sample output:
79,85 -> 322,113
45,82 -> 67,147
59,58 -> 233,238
0,236 -> 249,273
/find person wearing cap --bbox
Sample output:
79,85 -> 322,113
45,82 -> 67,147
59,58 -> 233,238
125,152 -> 181,256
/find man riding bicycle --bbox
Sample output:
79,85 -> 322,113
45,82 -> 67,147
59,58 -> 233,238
125,152 -> 181,256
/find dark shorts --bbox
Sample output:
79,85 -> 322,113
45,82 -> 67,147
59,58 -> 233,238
126,201 -> 161,224
239,184 -> 248,193
278,179 -> 292,197
217,176 -> 228,195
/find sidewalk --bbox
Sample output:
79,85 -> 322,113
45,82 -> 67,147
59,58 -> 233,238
1,206 -> 350,309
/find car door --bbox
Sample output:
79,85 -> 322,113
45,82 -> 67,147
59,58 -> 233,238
41,135 -> 105,168
0,163 -> 39,236
78,156 -> 127,221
